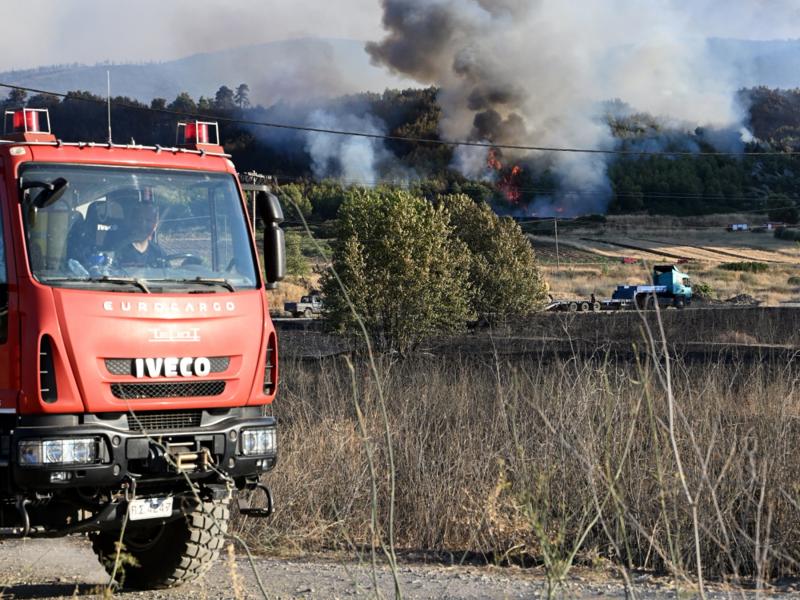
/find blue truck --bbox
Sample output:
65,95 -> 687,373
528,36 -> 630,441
547,265 -> 692,312
611,264 -> 693,309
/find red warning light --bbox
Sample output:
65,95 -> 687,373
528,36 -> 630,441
185,122 -> 208,144
177,120 -> 220,149
10,109 -> 44,133
4,108 -> 53,140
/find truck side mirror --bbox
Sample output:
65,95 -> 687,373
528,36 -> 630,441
259,192 -> 285,289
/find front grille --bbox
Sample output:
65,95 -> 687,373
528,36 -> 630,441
127,410 -> 202,432
105,357 -> 230,376
111,381 -> 226,400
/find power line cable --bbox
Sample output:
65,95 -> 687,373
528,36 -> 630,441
1,81 -> 798,157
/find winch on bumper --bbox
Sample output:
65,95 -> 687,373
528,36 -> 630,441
4,407 -> 277,491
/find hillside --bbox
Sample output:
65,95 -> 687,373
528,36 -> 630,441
745,87 -> 800,147
3,37 -> 800,107
0,38 -> 413,105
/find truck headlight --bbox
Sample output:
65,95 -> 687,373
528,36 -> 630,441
239,428 -> 276,456
18,438 -> 98,466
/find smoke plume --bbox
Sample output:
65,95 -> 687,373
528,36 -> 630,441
305,110 -> 391,185
366,0 -> 773,215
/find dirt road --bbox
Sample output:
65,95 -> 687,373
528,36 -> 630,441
1,538 -> 796,599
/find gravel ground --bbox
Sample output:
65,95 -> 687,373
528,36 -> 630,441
1,537 -> 798,599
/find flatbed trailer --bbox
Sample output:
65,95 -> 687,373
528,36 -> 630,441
546,299 -> 603,312
546,294 -> 683,312
546,265 -> 692,313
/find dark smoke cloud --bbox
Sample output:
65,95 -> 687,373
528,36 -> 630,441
472,110 -> 527,144
366,2 -> 464,81
366,0 -> 787,215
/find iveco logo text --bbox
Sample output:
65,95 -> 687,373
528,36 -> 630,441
102,300 -> 236,314
134,357 -> 212,379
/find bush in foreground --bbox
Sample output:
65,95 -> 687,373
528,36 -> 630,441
322,189 -> 548,349
321,188 -> 473,352
439,194 -> 548,318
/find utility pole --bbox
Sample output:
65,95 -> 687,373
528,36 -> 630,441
554,217 -> 560,271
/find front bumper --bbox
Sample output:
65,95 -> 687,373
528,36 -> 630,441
4,407 -> 277,492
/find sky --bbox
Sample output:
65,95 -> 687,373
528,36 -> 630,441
1,0 -> 799,73
0,0 -> 383,72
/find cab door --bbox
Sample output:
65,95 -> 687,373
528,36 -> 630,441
0,164 -> 20,413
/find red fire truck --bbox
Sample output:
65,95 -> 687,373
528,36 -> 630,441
0,109 -> 285,589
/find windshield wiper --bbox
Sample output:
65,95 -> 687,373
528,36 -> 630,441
94,276 -> 151,293
150,277 -> 237,292
43,276 -> 151,293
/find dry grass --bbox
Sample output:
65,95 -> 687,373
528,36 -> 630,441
266,275 -> 322,313
600,213 -> 772,231
530,214 -> 800,305
540,257 -> 800,306
235,341 -> 800,584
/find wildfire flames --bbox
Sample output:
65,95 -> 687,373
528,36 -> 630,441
487,148 -> 523,203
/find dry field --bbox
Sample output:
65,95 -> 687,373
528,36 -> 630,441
238,341 -> 800,587
530,214 -> 800,306
266,273 -> 323,313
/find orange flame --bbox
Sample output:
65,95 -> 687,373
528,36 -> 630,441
487,149 -> 523,203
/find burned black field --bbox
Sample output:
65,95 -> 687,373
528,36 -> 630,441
277,306 -> 800,362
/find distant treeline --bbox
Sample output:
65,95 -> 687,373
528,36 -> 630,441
5,85 -> 800,218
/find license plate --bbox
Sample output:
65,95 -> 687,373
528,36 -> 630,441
128,496 -> 174,521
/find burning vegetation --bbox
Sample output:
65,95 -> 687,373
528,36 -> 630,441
486,148 -> 523,203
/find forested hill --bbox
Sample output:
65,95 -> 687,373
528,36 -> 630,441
6,85 -> 800,218
746,87 -> 800,148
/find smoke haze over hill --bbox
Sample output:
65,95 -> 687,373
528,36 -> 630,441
366,0 -> 800,214
2,2 -> 800,213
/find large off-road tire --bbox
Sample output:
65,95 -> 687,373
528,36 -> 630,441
90,497 -> 229,590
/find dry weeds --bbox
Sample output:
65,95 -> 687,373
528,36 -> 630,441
235,344 -> 800,585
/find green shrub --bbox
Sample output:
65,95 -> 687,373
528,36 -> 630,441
284,231 -> 310,276
322,188 -> 473,352
692,281 -> 715,299
789,276 -> 800,286
275,184 -> 312,219
438,194 -> 548,318
775,227 -> 800,241
719,262 -> 769,273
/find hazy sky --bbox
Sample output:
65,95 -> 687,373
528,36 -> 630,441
0,0 -> 384,71
1,0 -> 798,73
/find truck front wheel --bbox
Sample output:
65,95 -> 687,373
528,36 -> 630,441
91,497 -> 229,590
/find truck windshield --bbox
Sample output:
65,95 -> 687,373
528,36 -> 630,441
20,164 -> 258,292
